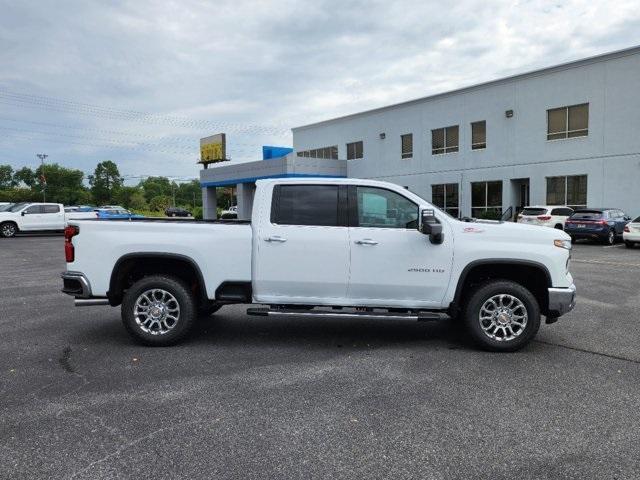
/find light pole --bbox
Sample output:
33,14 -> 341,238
36,154 -> 48,202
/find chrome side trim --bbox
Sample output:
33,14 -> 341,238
548,284 -> 576,317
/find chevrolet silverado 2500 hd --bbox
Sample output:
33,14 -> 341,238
61,178 -> 576,351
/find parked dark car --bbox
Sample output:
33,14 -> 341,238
165,207 -> 192,217
564,208 -> 631,245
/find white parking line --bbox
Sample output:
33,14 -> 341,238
602,244 -> 624,249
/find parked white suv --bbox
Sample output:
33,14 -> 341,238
517,206 -> 574,230
623,216 -> 640,248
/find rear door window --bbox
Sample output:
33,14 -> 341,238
42,205 -> 60,213
521,208 -> 547,216
272,185 -> 340,227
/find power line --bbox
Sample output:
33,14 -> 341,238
0,89 -> 291,135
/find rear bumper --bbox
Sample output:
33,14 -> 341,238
548,284 -> 576,317
61,271 -> 110,306
61,271 -> 92,298
623,232 -> 640,242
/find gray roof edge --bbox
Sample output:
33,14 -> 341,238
292,44 -> 640,132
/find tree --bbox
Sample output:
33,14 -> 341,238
33,163 -> 87,205
89,160 -> 122,205
115,186 -> 147,210
13,167 -> 36,188
138,176 -> 172,202
149,195 -> 172,212
175,180 -> 202,209
0,165 -> 15,188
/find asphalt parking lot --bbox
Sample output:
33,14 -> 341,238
1,236 -> 639,479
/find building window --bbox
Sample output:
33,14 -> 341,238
401,134 -> 413,159
431,183 -> 459,218
546,175 -> 587,209
432,126 -> 459,155
471,121 -> 486,150
346,141 -> 364,160
471,181 -> 502,219
547,103 -> 589,140
296,146 -> 338,159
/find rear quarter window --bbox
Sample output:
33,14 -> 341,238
551,208 -> 573,216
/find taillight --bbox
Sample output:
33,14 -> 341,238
537,215 -> 552,221
64,225 -> 79,262
625,225 -> 630,232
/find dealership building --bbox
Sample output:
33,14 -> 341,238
201,45 -> 640,220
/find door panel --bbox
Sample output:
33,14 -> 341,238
253,184 -> 350,303
20,205 -> 42,230
347,186 -> 454,308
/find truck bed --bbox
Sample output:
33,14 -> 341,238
67,218 -> 253,299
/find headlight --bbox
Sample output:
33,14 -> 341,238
554,239 -> 572,250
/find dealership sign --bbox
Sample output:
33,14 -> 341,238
199,133 -> 227,165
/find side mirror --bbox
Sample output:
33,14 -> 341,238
420,209 -> 444,244
21,211 -> 26,216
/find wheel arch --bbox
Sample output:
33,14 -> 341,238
108,252 -> 208,307
450,259 -> 552,316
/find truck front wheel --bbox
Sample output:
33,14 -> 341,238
121,275 -> 196,346
1,222 -> 18,238
463,280 -> 541,352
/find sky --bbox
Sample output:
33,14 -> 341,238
1,0 -> 639,184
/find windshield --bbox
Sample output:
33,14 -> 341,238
7,203 -> 28,212
634,216 -> 640,223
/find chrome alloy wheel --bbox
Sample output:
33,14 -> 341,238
2,223 -> 16,237
133,289 -> 181,335
478,294 -> 528,342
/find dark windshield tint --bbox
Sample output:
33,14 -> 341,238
273,185 -> 339,226
633,216 -> 640,223
521,208 -> 547,216
570,210 -> 602,220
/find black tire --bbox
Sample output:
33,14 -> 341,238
1,222 -> 18,238
625,241 -> 635,249
121,275 -> 196,346
570,237 -> 576,244
463,280 -> 541,352
603,229 -> 615,245
554,224 -> 563,230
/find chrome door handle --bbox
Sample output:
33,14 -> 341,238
354,239 -> 378,245
265,235 -> 287,243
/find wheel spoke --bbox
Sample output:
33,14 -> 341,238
478,293 -> 528,342
133,288 -> 181,335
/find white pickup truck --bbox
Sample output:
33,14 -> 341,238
61,178 -> 576,351
0,202 -> 97,237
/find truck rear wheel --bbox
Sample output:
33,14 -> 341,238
121,275 -> 196,346
463,280 -> 540,352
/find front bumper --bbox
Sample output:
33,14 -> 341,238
548,284 -> 576,317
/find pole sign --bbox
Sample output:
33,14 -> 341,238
199,133 -> 227,166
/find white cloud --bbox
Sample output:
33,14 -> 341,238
0,0 -> 638,179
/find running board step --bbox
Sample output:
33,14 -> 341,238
246,307 -> 448,322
